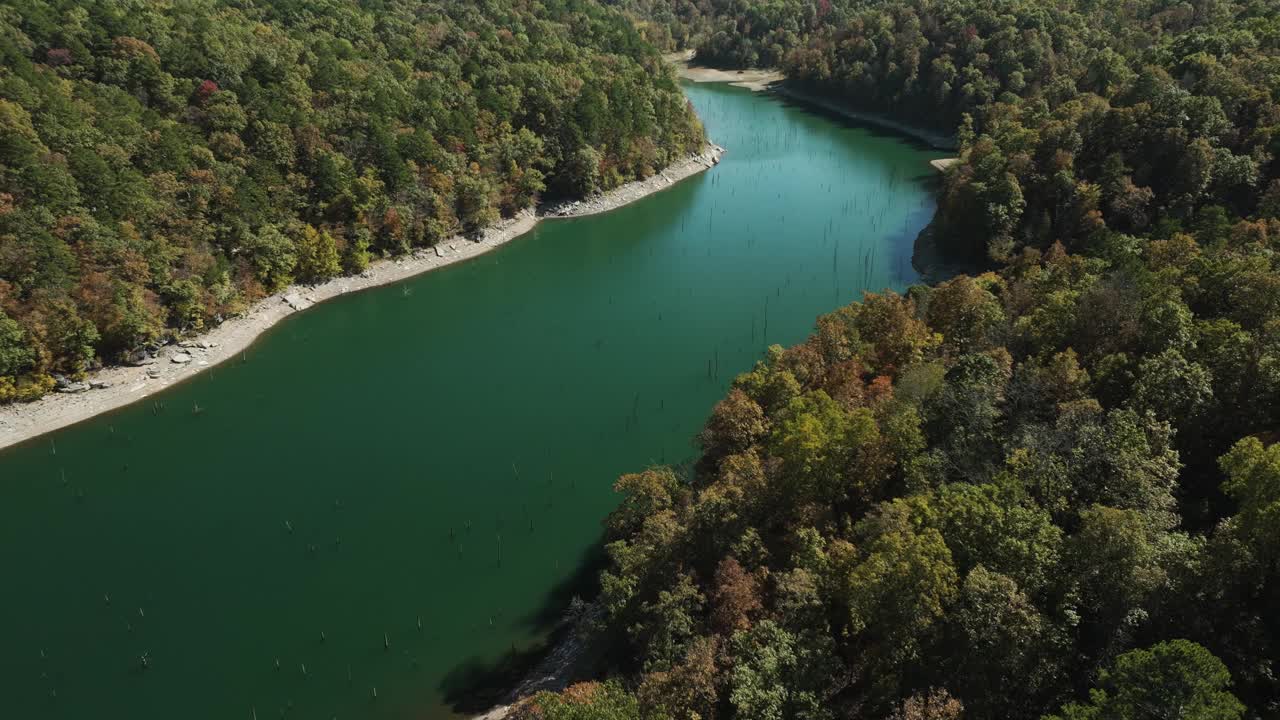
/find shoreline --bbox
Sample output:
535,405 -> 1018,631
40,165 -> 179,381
0,144 -> 724,453
911,216 -> 990,285
670,50 -> 787,91
670,51 -> 956,151
470,603 -> 603,720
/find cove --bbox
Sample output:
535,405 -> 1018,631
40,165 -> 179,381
0,82 -> 944,719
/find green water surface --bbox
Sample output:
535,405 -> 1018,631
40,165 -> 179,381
0,83 -> 942,719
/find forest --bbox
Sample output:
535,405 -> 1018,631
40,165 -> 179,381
0,0 -> 704,400
516,1 -> 1280,719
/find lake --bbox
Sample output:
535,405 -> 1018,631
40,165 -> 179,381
0,81 -> 943,719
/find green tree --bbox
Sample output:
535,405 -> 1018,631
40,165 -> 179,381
1218,437 -> 1280,559
343,229 -> 373,275
1045,640 -> 1244,720
728,620 -> 837,720
942,566 -> 1055,716
39,298 -> 99,374
1063,506 -> 1185,666
562,145 -> 603,197
769,390 -> 879,506
294,225 -> 340,283
455,169 -> 497,236
0,310 -> 33,377
243,224 -> 297,292
838,500 -> 959,658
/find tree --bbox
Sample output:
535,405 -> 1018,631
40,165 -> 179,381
36,297 -> 99,374
1130,350 -> 1214,427
242,224 -> 296,292
927,483 -> 1062,594
1045,640 -> 1244,720
521,681 -> 642,720
1062,506 -> 1181,666
634,573 -> 705,672
343,229 -> 372,275
924,352 -> 1009,483
1218,437 -> 1280,560
889,689 -> 964,720
0,310 -> 32,378
699,388 -> 768,462
941,566 -> 1054,716
562,145 -> 603,197
728,620 -> 838,720
637,636 -> 721,720
837,500 -> 959,660
456,168 -> 497,236
294,225 -> 340,283
854,292 -> 938,374
769,390 -> 881,507
711,556 -> 762,634
607,466 -> 684,540
924,274 -> 1005,353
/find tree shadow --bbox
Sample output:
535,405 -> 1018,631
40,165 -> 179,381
770,88 -> 955,153
437,540 -> 608,714
910,198 -> 995,285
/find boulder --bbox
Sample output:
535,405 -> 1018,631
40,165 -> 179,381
126,350 -> 157,366
56,381 -> 90,394
171,353 -> 192,364
90,380 -> 111,390
146,367 -> 162,379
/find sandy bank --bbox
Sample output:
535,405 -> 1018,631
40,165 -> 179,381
0,144 -> 725,452
931,157 -> 961,173
669,50 -> 785,91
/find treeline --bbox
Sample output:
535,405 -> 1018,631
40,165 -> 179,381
514,1 -> 1280,719
0,0 -> 704,400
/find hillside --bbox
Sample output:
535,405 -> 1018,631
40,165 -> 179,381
0,0 -> 705,399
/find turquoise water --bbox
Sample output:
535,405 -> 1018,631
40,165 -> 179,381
0,82 -> 942,719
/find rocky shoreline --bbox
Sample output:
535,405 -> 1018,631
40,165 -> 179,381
544,145 -> 724,218
0,144 -> 724,452
471,602 -> 603,720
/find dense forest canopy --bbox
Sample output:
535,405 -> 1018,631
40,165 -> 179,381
0,0 -> 704,400
517,1 -> 1280,719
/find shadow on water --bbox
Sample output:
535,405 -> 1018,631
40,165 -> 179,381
770,91 -> 953,153
897,172 -> 995,285
438,540 -> 608,714
910,218 -> 994,285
